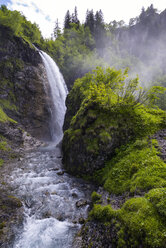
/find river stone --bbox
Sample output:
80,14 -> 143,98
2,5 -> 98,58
76,199 -> 87,208
57,171 -> 64,175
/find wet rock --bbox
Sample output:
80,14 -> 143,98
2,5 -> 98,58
0,189 -> 23,247
72,192 -> 78,198
57,171 -> 64,176
76,199 -> 87,208
154,129 -> 166,161
80,221 -> 118,248
23,131 -> 45,151
49,168 -> 59,171
72,237 -> 83,248
79,217 -> 85,224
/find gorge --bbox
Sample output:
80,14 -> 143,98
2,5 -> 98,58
1,47 -> 95,247
0,4 -> 166,248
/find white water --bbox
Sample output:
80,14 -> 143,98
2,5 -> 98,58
39,51 -> 68,144
5,52 -> 93,248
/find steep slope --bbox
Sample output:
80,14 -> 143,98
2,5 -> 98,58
62,67 -> 166,247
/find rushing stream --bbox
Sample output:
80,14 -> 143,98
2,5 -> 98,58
4,51 -> 93,247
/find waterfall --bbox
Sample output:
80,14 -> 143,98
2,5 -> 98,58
39,51 -> 68,145
6,50 -> 93,248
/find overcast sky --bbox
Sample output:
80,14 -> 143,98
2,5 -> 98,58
1,0 -> 166,38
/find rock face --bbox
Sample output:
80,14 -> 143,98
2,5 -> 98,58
0,189 -> 23,248
77,221 -> 118,248
154,129 -> 166,161
0,24 -> 51,140
0,25 -> 52,247
62,98 -> 137,176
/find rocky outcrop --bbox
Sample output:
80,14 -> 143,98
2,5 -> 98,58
154,129 -> 166,161
0,24 -> 51,140
0,189 -> 23,248
0,25 -> 52,247
62,68 -> 166,177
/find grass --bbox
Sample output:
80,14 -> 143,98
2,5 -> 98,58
0,106 -> 16,123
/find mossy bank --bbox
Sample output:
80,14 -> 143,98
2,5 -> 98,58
62,67 -> 166,247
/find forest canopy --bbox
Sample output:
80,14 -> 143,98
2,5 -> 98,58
1,4 -> 166,109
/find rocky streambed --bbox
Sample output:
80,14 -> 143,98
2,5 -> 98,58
0,140 -> 95,248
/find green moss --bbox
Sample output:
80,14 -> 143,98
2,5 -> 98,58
0,141 -> 8,151
86,137 -> 99,154
89,204 -> 115,223
91,191 -> 102,203
0,106 -> 10,122
99,130 -> 112,144
145,188 -> 166,218
0,58 -> 24,73
90,197 -> 166,247
8,195 -> 22,208
118,197 -> 166,247
0,99 -> 17,111
0,222 -> 6,229
0,106 -> 16,123
0,159 -> 4,167
100,138 -> 166,195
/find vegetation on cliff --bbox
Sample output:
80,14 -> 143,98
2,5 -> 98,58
1,4 -> 166,103
62,67 -> 166,247
62,67 -> 165,175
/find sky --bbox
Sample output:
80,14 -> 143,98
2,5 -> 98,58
1,0 -> 166,38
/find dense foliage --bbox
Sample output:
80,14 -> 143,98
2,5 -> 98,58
62,67 -> 166,174
62,66 -> 166,247
1,4 -> 166,102
0,5 -> 42,44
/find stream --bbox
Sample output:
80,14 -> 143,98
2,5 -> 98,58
3,50 -> 94,247
4,145 -> 93,248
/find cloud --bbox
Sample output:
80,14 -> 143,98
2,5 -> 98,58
7,0 -> 54,37
16,2 -> 29,8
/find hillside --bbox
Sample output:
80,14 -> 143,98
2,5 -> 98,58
63,67 -> 166,247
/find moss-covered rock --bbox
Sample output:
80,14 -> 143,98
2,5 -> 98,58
63,67 -> 166,247
62,67 -> 166,176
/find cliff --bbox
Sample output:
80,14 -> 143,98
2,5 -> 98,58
0,24 -> 51,246
0,24 -> 51,141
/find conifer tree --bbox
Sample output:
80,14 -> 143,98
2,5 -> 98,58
54,19 -> 61,39
72,6 -> 80,26
64,10 -> 71,29
85,9 -> 95,35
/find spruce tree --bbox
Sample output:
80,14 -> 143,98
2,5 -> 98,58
54,19 -> 61,39
85,9 -> 95,35
64,10 -> 71,29
72,6 -> 80,26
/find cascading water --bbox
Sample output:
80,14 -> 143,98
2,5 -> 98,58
4,52 -> 94,248
39,51 -> 68,144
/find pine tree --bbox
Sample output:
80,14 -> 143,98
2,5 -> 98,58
72,6 -> 80,26
94,10 -> 105,50
64,10 -> 71,29
85,9 -> 95,35
54,19 -> 61,39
